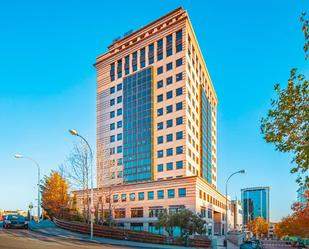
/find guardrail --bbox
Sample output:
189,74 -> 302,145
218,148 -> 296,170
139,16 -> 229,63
53,218 -> 211,247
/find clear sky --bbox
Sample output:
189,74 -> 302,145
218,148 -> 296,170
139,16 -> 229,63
0,0 -> 308,222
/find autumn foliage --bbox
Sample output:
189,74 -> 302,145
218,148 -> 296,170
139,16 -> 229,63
248,217 -> 269,238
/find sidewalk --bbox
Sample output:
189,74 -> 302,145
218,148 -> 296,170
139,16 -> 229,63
30,224 -> 201,249
216,236 -> 239,249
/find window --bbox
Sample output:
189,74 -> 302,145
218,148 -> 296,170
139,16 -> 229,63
117,59 -> 122,78
166,119 -> 173,128
110,123 -> 115,130
130,193 -> 136,201
138,192 -> 144,201
110,86 -> 115,94
140,47 -> 145,68
176,72 -> 183,82
157,66 -> 163,75
157,136 -> 163,144
132,52 -> 137,72
117,146 -> 122,153
157,80 -> 163,89
176,146 -> 183,154
110,135 -> 115,142
110,63 -> 115,81
178,188 -> 186,197
166,148 -> 173,156
176,29 -> 183,52
201,207 -> 206,218
110,111 -> 115,118
167,162 -> 173,170
166,91 -> 173,99
113,195 -> 119,203
149,208 -> 164,218
117,158 -> 123,165
157,39 -> 163,61
168,189 -> 175,198
176,117 -> 183,125
166,76 -> 173,85
117,171 -> 123,178
117,108 -> 122,116
208,208 -> 213,219
121,194 -> 127,202
131,208 -> 143,218
166,133 -> 173,142
176,131 -> 183,140
166,105 -> 173,113
148,191 -> 154,200
117,96 -> 122,103
117,121 -> 122,128
176,102 -> 183,111
176,161 -> 183,169
114,209 -> 126,218
157,94 -> 163,102
157,122 -> 163,130
117,133 -> 122,141
149,43 -> 154,64
125,55 -> 130,75
157,150 -> 163,158
157,164 -> 164,172
176,58 -> 183,67
166,62 -> 173,71
157,108 -> 163,116
166,34 -> 173,57
157,190 -> 164,199
110,99 -> 115,106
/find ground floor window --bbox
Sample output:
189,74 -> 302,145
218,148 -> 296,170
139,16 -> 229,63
131,207 -> 143,218
148,223 -> 163,235
130,222 -> 143,231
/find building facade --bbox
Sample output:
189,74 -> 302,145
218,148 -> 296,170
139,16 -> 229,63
75,7 -> 233,236
241,187 -> 270,227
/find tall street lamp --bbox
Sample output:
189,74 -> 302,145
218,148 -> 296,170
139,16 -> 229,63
15,154 -> 41,223
225,169 -> 245,246
69,129 -> 94,240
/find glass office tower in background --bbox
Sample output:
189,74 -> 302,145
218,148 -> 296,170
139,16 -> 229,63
241,187 -> 270,226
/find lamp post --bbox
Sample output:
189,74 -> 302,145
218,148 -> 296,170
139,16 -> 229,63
15,154 -> 41,223
225,169 -> 245,247
69,129 -> 94,240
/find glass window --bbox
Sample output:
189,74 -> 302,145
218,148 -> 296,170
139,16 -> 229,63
117,83 -> 122,91
117,146 -> 122,153
157,150 -> 163,158
117,171 -> 122,178
166,119 -> 173,128
176,161 -> 183,169
117,133 -> 122,141
176,58 -> 183,67
176,131 -> 183,140
132,52 -> 137,72
121,194 -> 127,202
110,86 -> 115,94
140,47 -> 146,68
166,91 -> 173,99
149,43 -> 154,64
138,192 -> 145,201
176,30 -> 183,52
176,117 -> 183,125
113,195 -> 119,202
176,102 -> 183,111
166,62 -> 173,71
157,66 -> 163,75
117,59 -> 122,78
117,108 -> 122,116
157,39 -> 163,61
117,121 -> 122,128
125,55 -> 130,75
166,133 -> 173,142
131,208 -> 143,218
208,208 -> 213,219
157,190 -> 164,199
166,76 -> 173,85
110,99 -> 115,106
179,188 -> 186,197
167,162 -> 173,170
166,105 -> 173,113
130,193 -> 136,201
166,34 -> 173,57
148,191 -> 154,200
157,94 -> 163,102
176,87 -> 183,96
157,108 -> 163,116
117,96 -> 122,103
110,111 -> 115,118
110,135 -> 115,142
157,136 -> 163,144
110,147 -> 115,155
176,72 -> 183,81
166,148 -> 173,156
110,123 -> 115,130
168,189 -> 175,198
157,164 -> 163,172
176,146 -> 183,154
157,122 -> 163,130
157,80 -> 163,89
110,63 -> 115,81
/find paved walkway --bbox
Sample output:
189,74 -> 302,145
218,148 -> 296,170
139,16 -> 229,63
30,224 -> 201,249
216,236 -> 239,249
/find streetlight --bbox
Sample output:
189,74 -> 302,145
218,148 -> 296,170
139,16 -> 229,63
225,169 -> 245,246
15,154 -> 41,223
69,129 -> 94,240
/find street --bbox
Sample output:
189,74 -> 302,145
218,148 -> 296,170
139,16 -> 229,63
0,225 -> 132,249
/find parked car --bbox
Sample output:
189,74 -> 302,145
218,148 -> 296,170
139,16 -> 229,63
3,214 -> 28,229
240,240 -> 263,249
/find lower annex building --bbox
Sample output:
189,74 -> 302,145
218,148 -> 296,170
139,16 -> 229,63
75,7 -> 240,236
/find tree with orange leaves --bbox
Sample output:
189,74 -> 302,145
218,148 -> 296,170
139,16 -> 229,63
41,171 -> 69,218
248,217 -> 269,239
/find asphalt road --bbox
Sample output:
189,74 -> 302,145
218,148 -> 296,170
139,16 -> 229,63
0,225 -> 132,249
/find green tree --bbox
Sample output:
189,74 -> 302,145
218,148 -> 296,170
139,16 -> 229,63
261,13 -> 309,186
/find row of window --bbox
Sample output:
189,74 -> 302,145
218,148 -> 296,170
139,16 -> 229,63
110,133 -> 122,143
157,116 -> 183,130
198,189 -> 226,209
157,58 -> 183,75
110,108 -> 123,118
110,96 -> 122,106
110,83 -> 123,94
157,146 -> 184,158
110,30 -> 183,81
157,131 -> 183,144
157,72 -> 183,89
157,161 -> 183,172
110,121 -> 122,130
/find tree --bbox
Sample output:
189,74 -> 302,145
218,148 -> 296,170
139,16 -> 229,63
41,171 -> 69,218
248,217 -> 269,239
261,13 -> 309,186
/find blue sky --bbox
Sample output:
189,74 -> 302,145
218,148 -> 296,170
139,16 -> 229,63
0,0 -> 307,221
